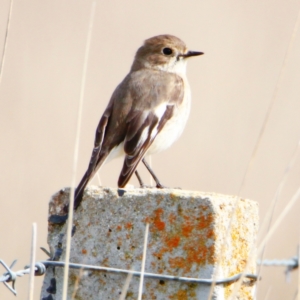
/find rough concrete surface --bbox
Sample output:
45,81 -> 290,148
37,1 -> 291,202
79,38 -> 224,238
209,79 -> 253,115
41,186 -> 258,299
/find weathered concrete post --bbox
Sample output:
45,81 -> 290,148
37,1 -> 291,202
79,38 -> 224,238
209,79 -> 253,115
41,186 -> 258,299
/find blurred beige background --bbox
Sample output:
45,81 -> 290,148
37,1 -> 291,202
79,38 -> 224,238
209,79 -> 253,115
1,0 -> 300,299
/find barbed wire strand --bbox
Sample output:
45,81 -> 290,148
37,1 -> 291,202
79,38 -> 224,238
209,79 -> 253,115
28,223 -> 37,300
0,260 -> 46,295
138,223 -> 149,300
258,257 -> 298,268
2,253 -> 299,297
0,258 -> 259,296
0,259 -> 18,295
41,260 -> 258,283
62,2 -> 97,300
0,0 -> 13,86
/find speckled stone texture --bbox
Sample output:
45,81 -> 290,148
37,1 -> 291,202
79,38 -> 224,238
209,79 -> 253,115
41,186 -> 258,300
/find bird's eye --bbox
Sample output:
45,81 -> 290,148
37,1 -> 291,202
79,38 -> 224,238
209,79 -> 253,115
162,47 -> 173,55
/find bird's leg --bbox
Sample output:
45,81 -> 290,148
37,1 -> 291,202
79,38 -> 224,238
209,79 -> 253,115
135,170 -> 146,188
142,158 -> 166,188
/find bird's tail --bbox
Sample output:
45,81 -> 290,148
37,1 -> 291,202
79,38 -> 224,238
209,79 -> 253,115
74,152 -> 108,210
74,174 -> 90,209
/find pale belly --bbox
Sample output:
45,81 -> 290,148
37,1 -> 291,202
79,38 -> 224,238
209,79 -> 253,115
147,91 -> 191,155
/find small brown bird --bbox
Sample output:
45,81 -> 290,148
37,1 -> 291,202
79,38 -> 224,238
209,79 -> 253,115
74,34 -> 203,209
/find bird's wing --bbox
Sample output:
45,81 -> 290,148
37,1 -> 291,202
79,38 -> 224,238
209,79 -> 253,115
118,69 -> 184,187
75,69 -> 184,206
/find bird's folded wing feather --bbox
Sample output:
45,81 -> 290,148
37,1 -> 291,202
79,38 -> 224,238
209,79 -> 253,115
118,69 -> 184,187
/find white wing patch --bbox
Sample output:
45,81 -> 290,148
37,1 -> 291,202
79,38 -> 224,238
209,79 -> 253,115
138,126 -> 150,148
150,103 -> 168,138
154,102 -> 168,119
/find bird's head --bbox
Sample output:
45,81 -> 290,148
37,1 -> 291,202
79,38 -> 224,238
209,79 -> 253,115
131,34 -> 203,75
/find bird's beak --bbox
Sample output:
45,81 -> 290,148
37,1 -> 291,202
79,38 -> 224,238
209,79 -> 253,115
180,51 -> 204,58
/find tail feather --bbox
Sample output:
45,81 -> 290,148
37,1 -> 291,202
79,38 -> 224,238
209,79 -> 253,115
118,157 -> 142,188
74,152 -> 108,209
74,173 -> 90,209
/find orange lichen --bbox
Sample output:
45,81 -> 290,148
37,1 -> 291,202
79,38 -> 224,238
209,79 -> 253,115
186,243 -> 214,265
169,288 -> 197,300
155,220 -> 165,231
153,247 -> 168,260
144,216 -> 151,224
196,213 -> 214,230
221,202 -> 256,299
169,257 -> 186,269
166,236 -> 180,248
125,222 -> 133,230
147,204 -> 217,275
153,208 -> 165,231
182,222 -> 193,237
81,249 -> 87,254
168,213 -> 176,224
206,229 -> 215,239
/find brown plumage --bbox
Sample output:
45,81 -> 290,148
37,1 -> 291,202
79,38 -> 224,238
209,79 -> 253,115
74,34 -> 203,209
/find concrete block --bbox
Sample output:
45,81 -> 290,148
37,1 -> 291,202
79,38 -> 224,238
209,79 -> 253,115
41,186 -> 258,299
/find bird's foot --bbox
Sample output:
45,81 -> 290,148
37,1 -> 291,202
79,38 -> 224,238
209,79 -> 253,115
155,183 -> 182,189
138,183 -> 168,189
156,182 -> 166,189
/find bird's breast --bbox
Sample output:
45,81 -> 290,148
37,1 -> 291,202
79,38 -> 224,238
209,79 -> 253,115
147,77 -> 191,155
